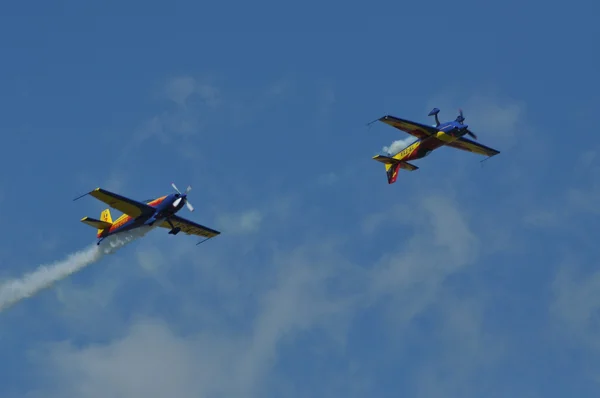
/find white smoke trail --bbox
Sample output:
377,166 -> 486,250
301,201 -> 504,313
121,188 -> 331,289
0,225 -> 157,312
383,137 -> 417,155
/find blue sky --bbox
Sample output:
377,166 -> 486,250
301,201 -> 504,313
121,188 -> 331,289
0,0 -> 599,396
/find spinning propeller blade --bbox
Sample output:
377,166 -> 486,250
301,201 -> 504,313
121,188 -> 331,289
455,108 -> 476,139
457,108 -> 465,124
171,182 -> 194,212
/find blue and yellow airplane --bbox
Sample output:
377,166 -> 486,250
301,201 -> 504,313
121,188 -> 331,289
372,108 -> 500,184
74,183 -> 220,245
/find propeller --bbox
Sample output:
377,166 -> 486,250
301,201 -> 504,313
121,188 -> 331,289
456,108 -> 465,124
466,129 -> 478,140
171,182 -> 194,212
456,109 -> 478,140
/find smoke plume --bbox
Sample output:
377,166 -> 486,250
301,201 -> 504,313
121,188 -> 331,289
0,225 -> 156,312
383,137 -> 417,155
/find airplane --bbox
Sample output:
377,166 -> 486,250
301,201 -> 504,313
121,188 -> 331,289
372,108 -> 500,184
74,183 -> 221,245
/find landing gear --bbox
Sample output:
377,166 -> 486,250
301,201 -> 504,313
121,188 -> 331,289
166,218 -> 181,235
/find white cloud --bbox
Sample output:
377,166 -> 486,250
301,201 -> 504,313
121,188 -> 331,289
567,184 -> 600,215
265,79 -> 291,98
135,245 -> 166,275
131,76 -> 222,146
165,76 -> 221,108
216,210 -> 263,234
26,240 -> 359,398
411,295 -> 504,398
28,318 -> 240,398
551,261 -> 600,351
22,192 -> 497,398
165,76 -> 196,106
16,88 -> 560,398
134,107 -> 202,145
367,195 -> 479,329
463,96 -> 523,139
317,172 -> 338,185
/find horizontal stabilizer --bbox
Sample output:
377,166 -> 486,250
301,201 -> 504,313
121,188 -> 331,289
372,154 -> 401,165
80,216 -> 113,229
372,155 -> 419,171
398,161 -> 418,171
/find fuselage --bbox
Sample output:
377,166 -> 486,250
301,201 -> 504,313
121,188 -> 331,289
393,120 -> 470,162
97,193 -> 188,239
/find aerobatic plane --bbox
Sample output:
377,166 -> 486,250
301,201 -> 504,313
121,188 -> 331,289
74,183 -> 220,245
372,108 -> 500,184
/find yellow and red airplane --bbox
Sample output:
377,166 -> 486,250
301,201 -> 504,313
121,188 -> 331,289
74,183 -> 220,245
372,108 -> 500,184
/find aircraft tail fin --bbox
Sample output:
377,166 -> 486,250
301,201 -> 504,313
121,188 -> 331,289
80,209 -> 114,236
372,155 -> 418,184
100,208 -> 113,224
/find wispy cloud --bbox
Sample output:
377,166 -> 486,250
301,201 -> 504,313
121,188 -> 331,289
26,239 -> 360,398
24,190 -> 499,398
18,84 -> 583,398
411,294 -> 504,398
165,76 -> 196,106
317,171 -> 338,185
216,210 -> 263,234
131,75 -> 223,148
165,75 -> 222,108
367,195 -> 479,327
551,259 -> 600,351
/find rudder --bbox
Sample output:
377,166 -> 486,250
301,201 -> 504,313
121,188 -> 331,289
99,209 -> 113,236
386,162 -> 401,184
100,208 -> 113,224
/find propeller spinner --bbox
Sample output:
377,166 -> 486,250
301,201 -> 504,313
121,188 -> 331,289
171,182 -> 194,212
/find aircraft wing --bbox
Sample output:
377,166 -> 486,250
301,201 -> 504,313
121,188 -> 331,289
445,137 -> 500,157
378,115 -> 439,140
75,188 -> 156,218
160,215 -> 221,240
